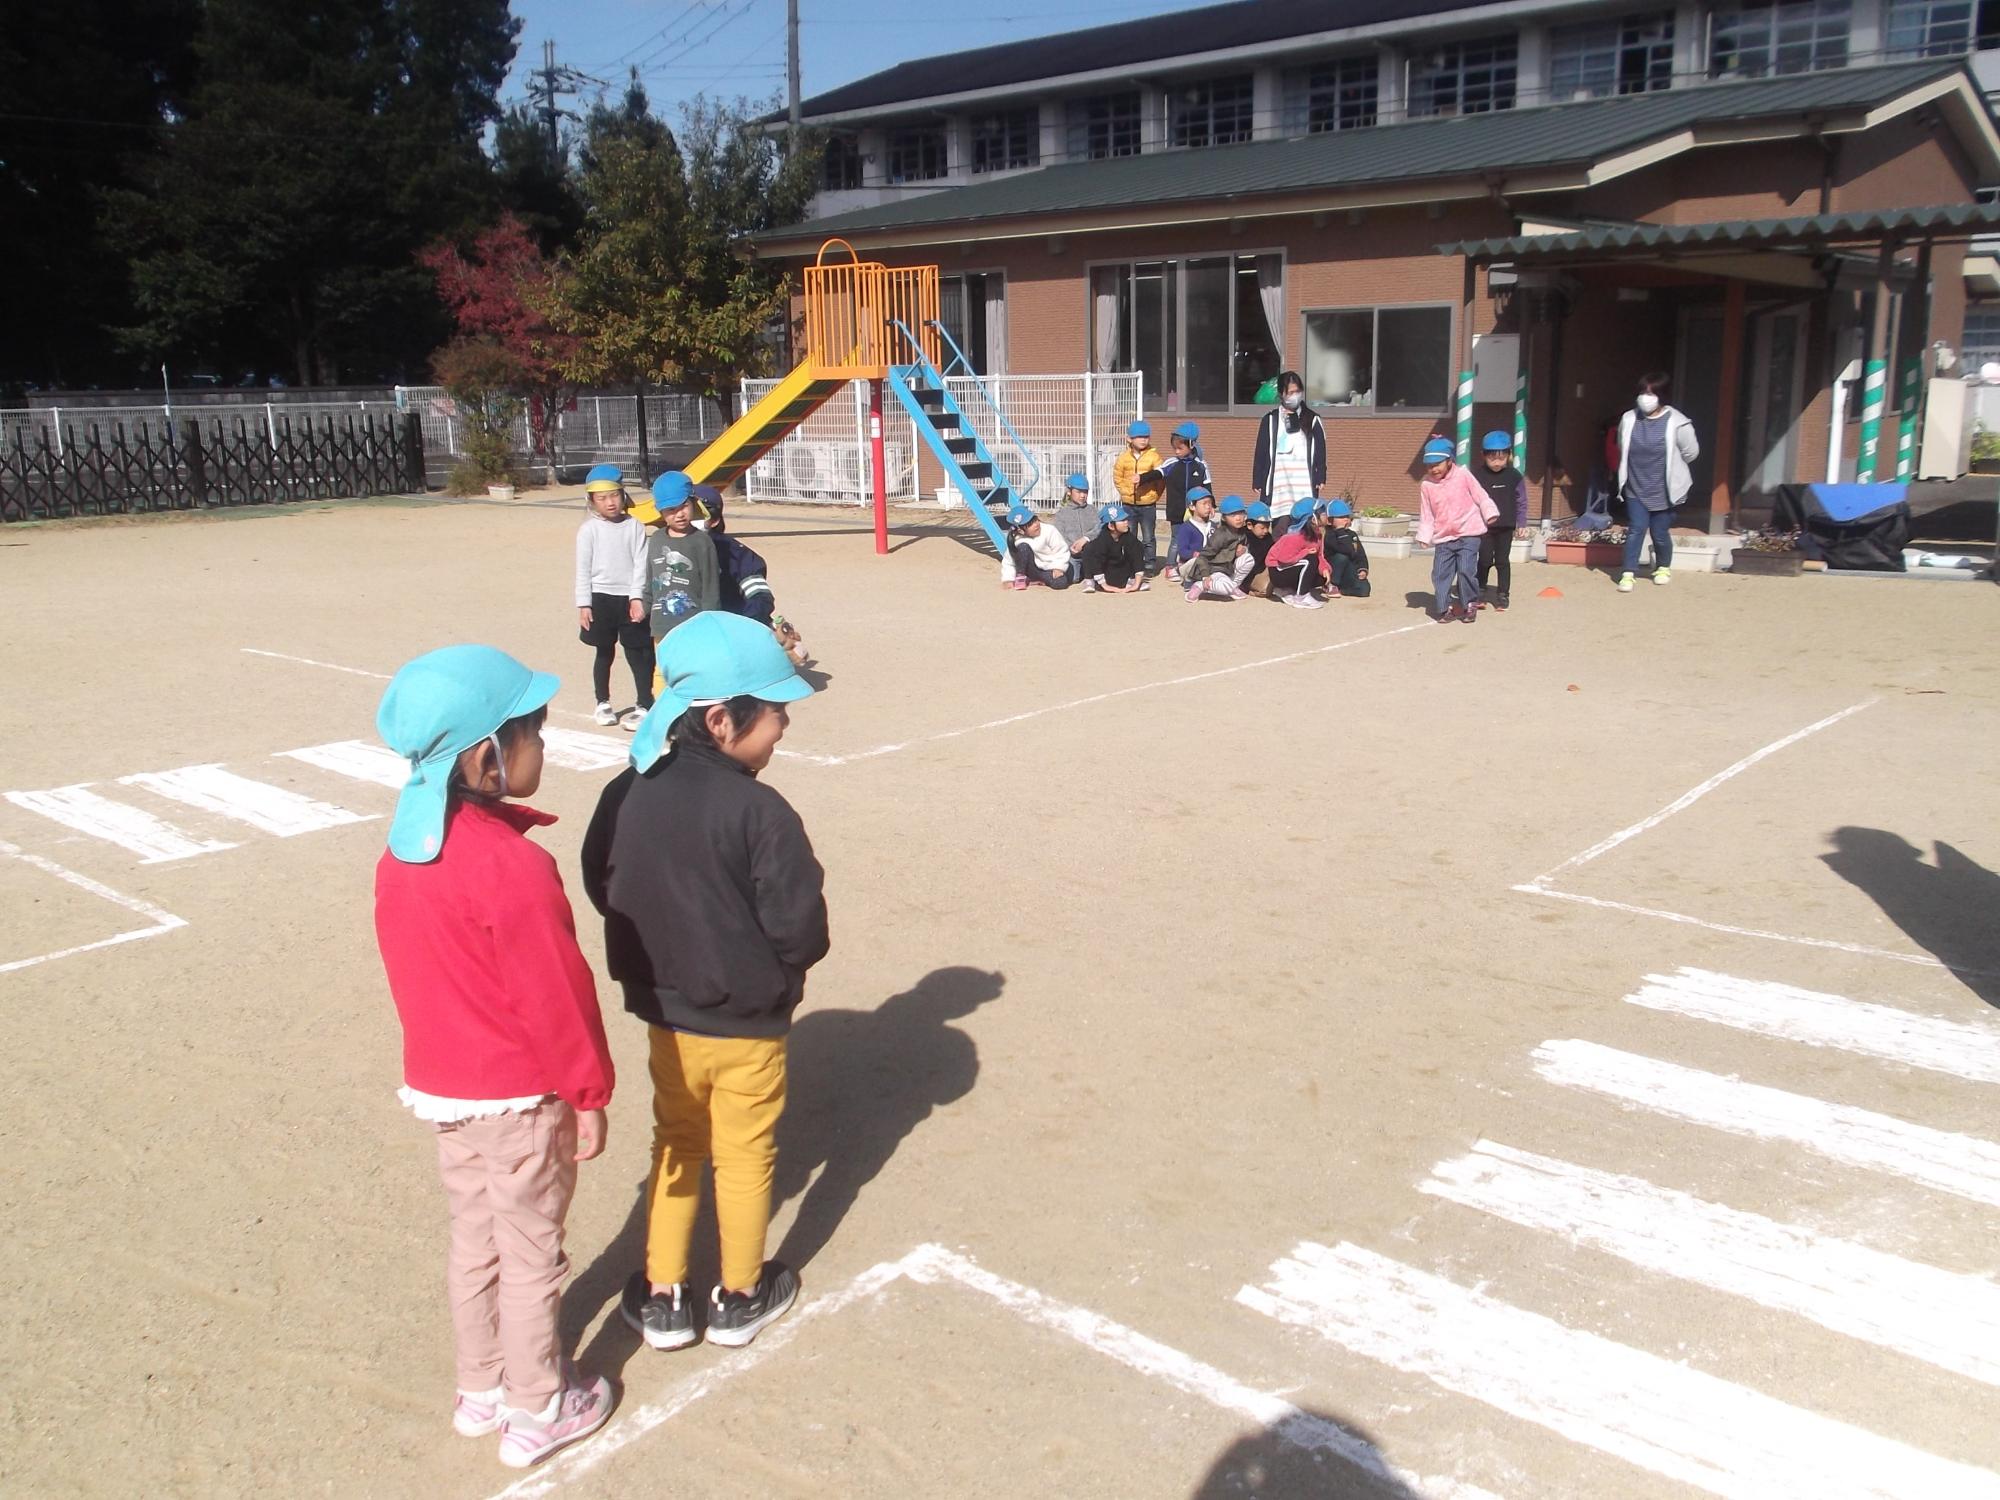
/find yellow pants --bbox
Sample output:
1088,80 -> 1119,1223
645,1027 -> 787,1292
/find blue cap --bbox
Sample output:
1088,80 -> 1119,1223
1065,472 -> 1089,492
651,471 -> 694,510
1422,438 -> 1455,463
1246,501 -> 1271,522
376,646 -> 559,864
690,482 -> 724,523
1218,494 -> 1246,516
1006,504 -> 1036,527
1171,421 -> 1199,442
1186,485 -> 1213,504
584,463 -> 623,484
1289,497 -> 1319,526
628,613 -> 815,773
1127,420 -> 1150,438
1325,499 -> 1354,518
1481,430 -> 1512,452
1100,502 -> 1129,524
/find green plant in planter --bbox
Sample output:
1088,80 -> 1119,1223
1551,522 -> 1628,544
1971,428 -> 2000,465
1359,505 -> 1402,519
1743,528 -> 1802,553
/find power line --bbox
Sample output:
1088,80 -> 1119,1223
525,39 -> 609,152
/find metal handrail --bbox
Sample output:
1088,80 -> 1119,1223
912,319 -> 1043,504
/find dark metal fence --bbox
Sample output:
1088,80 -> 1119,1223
0,411 -> 424,523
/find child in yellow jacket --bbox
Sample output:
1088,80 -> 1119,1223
1111,421 -> 1164,573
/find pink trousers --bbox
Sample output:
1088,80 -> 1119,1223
432,1100 -> 576,1408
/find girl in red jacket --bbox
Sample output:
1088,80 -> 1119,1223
375,645 -> 617,1471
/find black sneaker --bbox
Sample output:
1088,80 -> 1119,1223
1496,591 -> 1510,611
621,1270 -> 698,1351
704,1261 -> 800,1348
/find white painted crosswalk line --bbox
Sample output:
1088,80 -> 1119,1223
1627,968 -> 2000,1084
1422,1141 -> 2000,1388
1238,1241 -> 2000,1500
118,765 -> 375,837
539,726 -> 630,772
3,786 -> 237,863
277,741 -> 410,790
1535,1039 -> 2000,1208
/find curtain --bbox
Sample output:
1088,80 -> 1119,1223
984,275 -> 1008,377
1256,254 -> 1284,357
1092,266 -> 1123,373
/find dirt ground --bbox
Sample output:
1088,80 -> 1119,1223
2,490 -> 1997,1500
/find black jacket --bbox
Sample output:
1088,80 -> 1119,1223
1250,408 -> 1327,498
580,741 -> 829,1038
1077,525 -> 1145,586
1324,527 -> 1369,569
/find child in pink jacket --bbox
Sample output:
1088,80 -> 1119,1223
1416,438 -> 1498,623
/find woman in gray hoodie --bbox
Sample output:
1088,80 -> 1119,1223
1615,372 -> 1700,592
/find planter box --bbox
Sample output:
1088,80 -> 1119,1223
486,484 -> 516,502
1364,536 -> 1415,559
1545,540 -> 1624,568
1357,516 -> 1411,539
1730,549 -> 1805,576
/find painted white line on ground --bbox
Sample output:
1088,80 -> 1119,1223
118,765 -> 376,837
277,741 -> 409,789
490,1243 -> 1497,1500
1520,699 -> 1876,892
1238,1241 -> 2000,1500
0,839 -> 186,974
1535,1039 -> 2000,1208
1422,1141 -> 2000,1388
240,647 -> 390,679
539,727 -> 631,772
1510,887 -> 1950,969
1627,968 -> 2000,1082
2,786 -> 238,863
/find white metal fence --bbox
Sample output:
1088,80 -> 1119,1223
737,372 -> 1144,509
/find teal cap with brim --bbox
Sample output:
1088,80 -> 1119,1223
376,645 -> 559,863
628,613 -> 815,773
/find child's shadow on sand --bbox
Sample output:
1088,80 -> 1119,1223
564,965 -> 1005,1379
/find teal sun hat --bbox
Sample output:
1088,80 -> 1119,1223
628,612 -> 815,773
376,645 -> 559,864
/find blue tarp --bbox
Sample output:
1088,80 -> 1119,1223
1808,483 -> 1908,522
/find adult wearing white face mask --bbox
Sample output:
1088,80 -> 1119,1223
1251,370 -> 1326,516
1615,372 -> 1699,592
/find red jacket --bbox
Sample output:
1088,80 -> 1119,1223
375,800 -> 614,1111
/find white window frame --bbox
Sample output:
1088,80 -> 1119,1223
1300,302 -> 1457,416
1281,56 -> 1379,134
884,125 -> 948,184
969,109 -> 1039,174
1167,74 -> 1256,148
1962,305 -> 2000,365
1407,35 -> 1518,118
938,270 -> 1007,375
1087,250 -> 1287,414
1548,12 -> 1676,100
1065,92 -> 1143,161
1884,0 -> 1977,57
1708,0 -> 1852,78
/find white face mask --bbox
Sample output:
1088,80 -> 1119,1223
1635,393 -> 1661,415
1282,392 -> 1303,410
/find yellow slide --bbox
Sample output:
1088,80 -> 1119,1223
686,363 -> 848,489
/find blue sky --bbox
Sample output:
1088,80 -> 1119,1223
504,0 -> 1222,123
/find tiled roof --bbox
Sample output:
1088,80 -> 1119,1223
1442,202 -> 2000,258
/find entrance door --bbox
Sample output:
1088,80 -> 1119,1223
1741,308 -> 1807,494
1674,306 -> 1723,517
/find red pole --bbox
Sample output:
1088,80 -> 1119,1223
870,377 -> 888,555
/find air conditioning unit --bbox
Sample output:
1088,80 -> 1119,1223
782,441 -> 831,497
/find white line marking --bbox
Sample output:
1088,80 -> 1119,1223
0,840 -> 186,974
239,647 -> 389,679
3,786 -> 238,863
538,727 -> 631,772
1238,1241 -> 2000,1500
1627,968 -> 2000,1082
1520,699 -> 1876,891
1422,1141 -> 2000,1388
118,765 -> 375,837
1534,1039 -> 2000,1207
1511,887 -> 1951,969
277,741 -> 409,789
490,1243 -> 1497,1500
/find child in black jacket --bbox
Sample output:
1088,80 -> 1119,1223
1321,500 -> 1372,597
581,612 -> 828,1355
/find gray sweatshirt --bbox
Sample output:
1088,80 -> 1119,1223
574,512 -> 649,605
646,527 -> 720,641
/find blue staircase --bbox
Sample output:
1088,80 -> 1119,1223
887,320 -> 1041,557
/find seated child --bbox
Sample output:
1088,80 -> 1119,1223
1077,503 -> 1147,593
1265,506 -> 1329,610
1003,504 -> 1077,590
1321,500 -> 1372,598
1243,500 -> 1276,594
692,485 -> 808,666
1049,472 -> 1101,554
1168,486 -> 1218,580
1185,495 -> 1257,602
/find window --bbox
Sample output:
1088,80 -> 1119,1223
1408,36 -> 1517,118
1090,252 -> 1283,410
1548,13 -> 1675,100
1168,75 -> 1255,148
1282,56 -> 1379,134
1884,0 -> 1998,56
939,271 -> 1005,375
1066,92 -> 1142,160
1303,306 -> 1453,410
1963,305 -> 2000,365
970,108 -> 1038,173
822,135 -> 862,191
1709,0 -> 1850,78
885,126 -> 947,183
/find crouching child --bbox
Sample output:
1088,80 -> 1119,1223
1078,503 -> 1148,593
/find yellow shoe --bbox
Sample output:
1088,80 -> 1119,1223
1653,567 -> 1672,585
1616,572 -> 1635,593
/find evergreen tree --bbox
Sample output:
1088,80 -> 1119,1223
492,104 -> 584,256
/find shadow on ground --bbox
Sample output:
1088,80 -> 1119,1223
1190,1410 -> 1437,1498
1821,826 -> 2000,1008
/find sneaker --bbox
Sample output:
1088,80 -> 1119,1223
1460,603 -> 1477,624
1006,577 -> 1028,592
705,1261 -> 800,1348
1080,577 -> 1100,593
453,1386 -> 504,1438
1282,593 -> 1324,610
1496,591 -> 1510,611
1136,578 -> 1151,592
621,1271 -> 698,1351
1221,579 -> 1247,600
620,707 -> 645,732
1616,572 -> 1635,592
496,1369 -> 615,1469
1324,586 -> 1341,599
1653,567 -> 1672,586
1184,581 -> 1203,603
592,702 -> 618,726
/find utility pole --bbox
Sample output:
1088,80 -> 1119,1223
526,40 -> 606,162
787,0 -> 802,136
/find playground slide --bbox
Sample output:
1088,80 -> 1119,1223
686,362 -> 848,489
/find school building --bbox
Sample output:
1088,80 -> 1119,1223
752,0 -> 2000,524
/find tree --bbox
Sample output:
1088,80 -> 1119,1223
106,0 -> 518,385
421,214 -> 580,481
492,104 -> 585,255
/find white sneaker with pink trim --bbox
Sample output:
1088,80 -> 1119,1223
453,1386 -> 504,1437
496,1370 -> 615,1469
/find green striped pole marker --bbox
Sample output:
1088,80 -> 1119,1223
1513,369 -> 1528,470
1856,357 -> 1886,483
1895,358 -> 1920,480
1455,370 -> 1473,464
